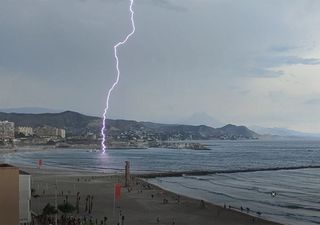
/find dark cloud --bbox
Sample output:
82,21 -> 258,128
1,0 -> 320,131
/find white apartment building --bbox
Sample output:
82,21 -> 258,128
16,127 -> 34,137
34,126 -> 66,139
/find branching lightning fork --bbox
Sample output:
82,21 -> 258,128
101,0 -> 136,153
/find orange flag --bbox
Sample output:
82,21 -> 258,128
114,184 -> 122,200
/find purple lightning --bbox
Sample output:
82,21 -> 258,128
101,0 -> 136,153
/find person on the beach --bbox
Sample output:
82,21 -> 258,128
121,215 -> 125,225
156,217 -> 160,224
85,196 -> 88,212
200,200 -> 205,208
90,195 -> 94,212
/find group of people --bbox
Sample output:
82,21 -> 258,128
224,203 -> 262,222
46,215 -> 109,225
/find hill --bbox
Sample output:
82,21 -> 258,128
0,111 -> 259,140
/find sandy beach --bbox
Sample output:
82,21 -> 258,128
23,167 -> 282,225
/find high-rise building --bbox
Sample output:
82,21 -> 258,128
34,126 -> 66,139
57,128 -> 66,139
0,121 -> 15,140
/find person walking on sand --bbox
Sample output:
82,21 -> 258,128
121,215 -> 125,225
90,195 -> 94,213
85,196 -> 88,212
200,200 -> 205,208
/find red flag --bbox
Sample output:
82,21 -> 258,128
114,184 -> 122,200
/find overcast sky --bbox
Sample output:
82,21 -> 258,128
1,0 -> 320,132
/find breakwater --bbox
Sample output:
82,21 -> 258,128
137,165 -> 320,178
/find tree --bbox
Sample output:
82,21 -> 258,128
42,203 -> 57,215
42,203 -> 57,225
15,132 -> 26,138
58,202 -> 76,215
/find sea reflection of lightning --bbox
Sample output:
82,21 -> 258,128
101,0 -> 135,153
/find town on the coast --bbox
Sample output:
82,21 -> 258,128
0,111 -> 259,151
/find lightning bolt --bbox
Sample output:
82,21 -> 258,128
101,0 -> 136,153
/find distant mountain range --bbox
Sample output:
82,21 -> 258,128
179,112 -> 225,128
0,111 -> 259,140
250,126 -> 320,138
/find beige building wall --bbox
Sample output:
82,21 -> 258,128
0,164 -> 19,225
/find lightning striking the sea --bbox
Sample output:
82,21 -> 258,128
101,0 -> 136,153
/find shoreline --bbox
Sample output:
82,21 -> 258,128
1,149 -> 312,225
139,178 -> 283,225
25,167 -> 282,225
1,141 -> 211,153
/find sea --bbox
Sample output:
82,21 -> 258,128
1,140 -> 320,225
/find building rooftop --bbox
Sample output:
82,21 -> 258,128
0,163 -> 30,175
0,163 -> 16,168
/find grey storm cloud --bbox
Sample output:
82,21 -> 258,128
1,0 -> 320,132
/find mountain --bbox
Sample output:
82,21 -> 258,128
0,111 -> 101,136
250,126 -> 320,138
179,112 -> 224,128
219,124 -> 260,139
0,111 -> 259,140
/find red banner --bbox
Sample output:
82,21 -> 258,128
114,184 -> 122,200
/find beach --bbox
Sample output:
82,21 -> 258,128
26,167 -> 281,225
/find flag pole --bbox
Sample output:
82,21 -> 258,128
113,184 -> 115,216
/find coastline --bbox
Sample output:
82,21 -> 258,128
140,178 -> 283,225
2,145 -> 316,225
1,141 -> 210,154
25,167 -> 282,225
